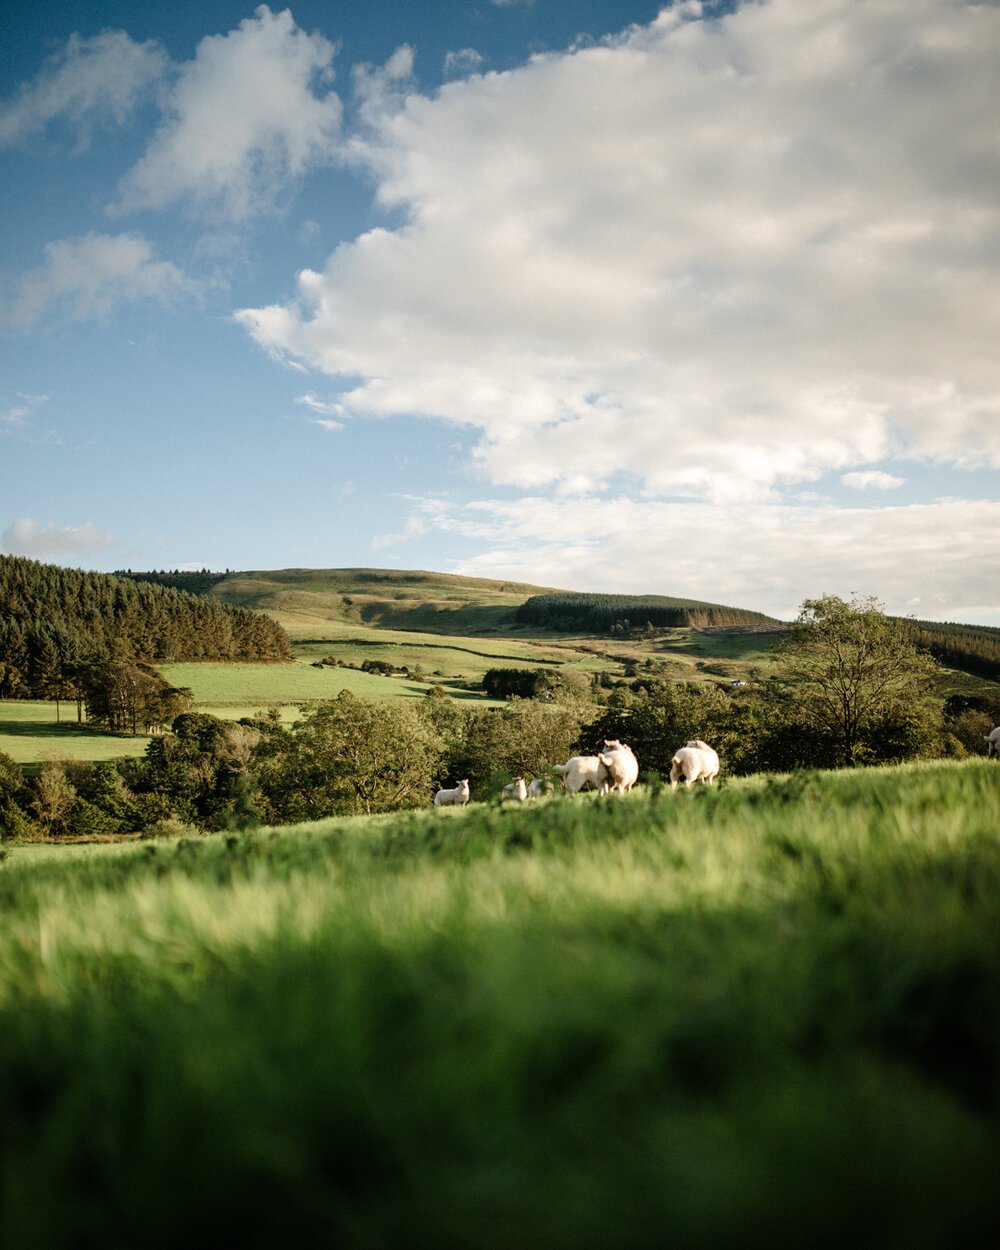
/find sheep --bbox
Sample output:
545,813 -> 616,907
528,775 -> 554,798
433,779 -> 470,806
552,755 -> 607,794
597,739 -> 639,794
986,727 -> 1000,759
501,777 -> 528,802
670,739 -> 720,789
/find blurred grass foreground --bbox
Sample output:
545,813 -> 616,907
2,759 -> 999,1248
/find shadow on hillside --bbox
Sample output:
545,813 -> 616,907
0,719 -> 105,740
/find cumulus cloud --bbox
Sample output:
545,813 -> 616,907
841,470 -> 905,492
443,48 -> 484,78
115,5 -> 342,219
394,493 -> 1000,623
0,29 -> 167,149
2,233 -> 198,328
238,0 -> 1000,504
1,518 -> 115,559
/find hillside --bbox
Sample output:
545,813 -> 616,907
0,556 -> 292,701
130,566 -> 781,638
202,567 -> 563,635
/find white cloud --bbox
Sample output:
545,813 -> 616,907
395,493 -> 1000,623
115,5 -> 342,220
2,233 -> 198,328
1,518 -> 115,559
1,405 -> 30,430
238,0 -> 1000,505
841,470 -> 905,492
295,391 -> 345,430
0,29 -> 167,148
443,49 -> 484,78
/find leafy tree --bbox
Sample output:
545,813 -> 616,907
781,594 -> 941,766
28,760 -> 77,837
0,750 -> 30,840
581,682 -> 731,777
260,692 -> 446,819
450,700 -> 591,794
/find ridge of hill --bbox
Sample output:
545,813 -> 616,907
126,567 -> 782,638
121,570 -> 1000,681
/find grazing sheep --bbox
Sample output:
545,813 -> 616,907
670,739 -> 720,789
553,755 -> 607,794
986,727 -> 1000,759
434,779 -> 470,807
528,776 -> 554,798
597,739 -> 639,794
501,777 -> 528,802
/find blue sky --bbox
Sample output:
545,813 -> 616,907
2,0 -> 998,623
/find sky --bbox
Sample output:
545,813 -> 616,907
2,0 -> 999,624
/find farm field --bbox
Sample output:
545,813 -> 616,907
0,700 -> 151,766
2,759 -> 999,1247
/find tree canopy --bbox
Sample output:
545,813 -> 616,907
781,594 -> 941,766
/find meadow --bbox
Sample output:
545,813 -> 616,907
2,759 -> 998,1247
0,701 -> 151,766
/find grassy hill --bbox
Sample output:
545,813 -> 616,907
135,568 -> 792,720
202,567 -> 555,635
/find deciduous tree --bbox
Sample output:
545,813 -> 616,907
782,594 -> 940,766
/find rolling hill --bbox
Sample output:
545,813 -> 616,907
127,567 -> 782,638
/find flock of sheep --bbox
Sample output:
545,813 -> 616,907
432,738 -> 720,807
433,725 -> 1000,807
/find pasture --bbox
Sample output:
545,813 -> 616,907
0,700 -> 151,766
2,760 -> 998,1247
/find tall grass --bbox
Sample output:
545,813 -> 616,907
2,761 -> 999,1247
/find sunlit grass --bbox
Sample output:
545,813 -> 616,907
0,700 -> 151,765
2,759 -> 999,1247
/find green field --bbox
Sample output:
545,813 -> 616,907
0,701 -> 151,765
2,760 -> 999,1246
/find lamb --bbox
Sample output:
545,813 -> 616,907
552,755 -> 607,794
528,776 -> 554,798
986,727 -> 1000,759
501,777 -> 528,802
670,739 -> 720,789
597,739 -> 639,794
433,779 -> 470,806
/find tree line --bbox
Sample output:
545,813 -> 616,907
0,555 -> 292,705
515,592 -> 778,633
4,595 -> 999,841
900,619 -> 1000,684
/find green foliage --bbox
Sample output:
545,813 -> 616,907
0,554 -> 292,705
81,657 -> 193,734
516,591 -> 778,633
0,749 -> 24,806
782,594 -> 943,767
901,618 -> 1000,682
448,699 -> 592,795
257,691 -> 447,820
482,666 -> 559,699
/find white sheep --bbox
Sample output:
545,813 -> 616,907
552,755 -> 607,794
597,739 -> 639,794
433,779 -> 470,806
501,777 -> 528,802
670,739 -> 720,789
528,776 -> 554,798
985,727 -> 1000,759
